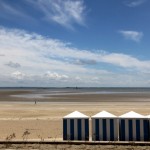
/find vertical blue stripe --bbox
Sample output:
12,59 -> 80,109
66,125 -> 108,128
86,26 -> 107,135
129,120 -> 133,141
110,119 -> 114,141
85,119 -> 89,141
70,119 -> 74,140
143,120 -> 149,141
136,120 -> 140,141
120,119 -> 125,141
78,119 -> 82,140
103,119 -> 107,141
146,120 -> 149,141
63,119 -> 67,140
95,119 -> 99,141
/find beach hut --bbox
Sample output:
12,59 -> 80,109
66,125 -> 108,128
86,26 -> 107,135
91,111 -> 118,141
119,111 -> 149,141
63,111 -> 89,141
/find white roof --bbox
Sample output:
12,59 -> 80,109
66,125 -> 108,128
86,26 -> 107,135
146,115 -> 150,118
119,111 -> 145,118
63,111 -> 89,119
91,111 -> 117,118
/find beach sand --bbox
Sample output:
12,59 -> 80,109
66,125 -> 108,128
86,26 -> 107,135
0,89 -> 150,149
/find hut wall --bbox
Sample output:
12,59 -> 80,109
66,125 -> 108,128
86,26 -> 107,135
119,119 -> 149,141
63,118 -> 89,141
92,118 -> 118,141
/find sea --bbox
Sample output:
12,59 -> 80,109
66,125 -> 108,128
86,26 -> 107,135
0,87 -> 150,99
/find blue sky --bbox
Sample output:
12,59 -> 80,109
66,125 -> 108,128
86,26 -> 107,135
0,0 -> 150,87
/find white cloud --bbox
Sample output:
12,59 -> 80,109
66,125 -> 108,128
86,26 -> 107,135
1,27 -> 150,86
101,53 -> 150,69
0,27 -> 148,72
124,0 -> 147,7
11,71 -> 25,80
119,30 -> 143,42
44,71 -> 69,80
27,0 -> 86,29
0,0 -> 86,29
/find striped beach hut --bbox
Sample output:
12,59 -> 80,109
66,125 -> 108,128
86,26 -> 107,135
119,111 -> 149,141
63,111 -> 89,141
91,111 -> 118,141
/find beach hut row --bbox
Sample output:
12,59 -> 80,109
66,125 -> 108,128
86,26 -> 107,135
63,111 -> 150,141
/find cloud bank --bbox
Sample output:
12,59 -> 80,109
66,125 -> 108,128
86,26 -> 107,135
0,27 -> 150,87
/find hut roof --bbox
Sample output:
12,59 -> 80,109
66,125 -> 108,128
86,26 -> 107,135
119,111 -> 145,118
91,110 -> 117,118
146,115 -> 150,118
63,111 -> 89,119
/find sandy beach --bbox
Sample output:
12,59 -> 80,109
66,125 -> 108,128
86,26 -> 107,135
0,89 -> 150,140
0,88 -> 150,149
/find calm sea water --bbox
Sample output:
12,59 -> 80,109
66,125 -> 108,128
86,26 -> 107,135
0,87 -> 150,92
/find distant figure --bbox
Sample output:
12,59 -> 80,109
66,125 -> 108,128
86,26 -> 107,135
35,100 -> 37,105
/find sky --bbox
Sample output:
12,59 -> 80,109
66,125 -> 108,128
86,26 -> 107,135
0,0 -> 150,87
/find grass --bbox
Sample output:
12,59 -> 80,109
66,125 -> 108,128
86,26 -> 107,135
1,129 -> 150,149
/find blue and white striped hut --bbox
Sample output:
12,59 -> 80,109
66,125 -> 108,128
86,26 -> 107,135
63,111 -> 89,141
119,111 -> 149,141
91,111 -> 118,141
